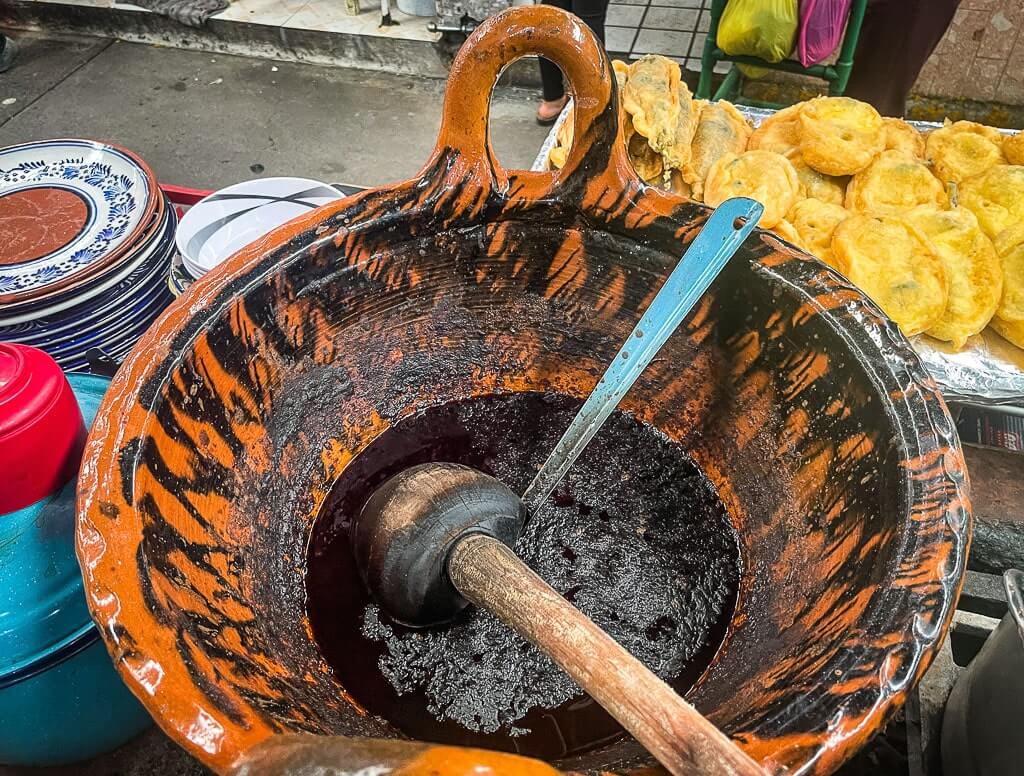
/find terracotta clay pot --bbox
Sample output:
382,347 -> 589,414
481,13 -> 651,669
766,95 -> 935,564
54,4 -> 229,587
75,7 -> 970,775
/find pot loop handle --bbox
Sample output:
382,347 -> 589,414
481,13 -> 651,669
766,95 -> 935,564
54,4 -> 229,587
424,5 -> 633,199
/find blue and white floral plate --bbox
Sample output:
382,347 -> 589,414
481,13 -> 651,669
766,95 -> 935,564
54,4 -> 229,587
0,204 -> 173,324
0,140 -> 158,304
2,225 -> 173,341
0,217 -> 175,372
0,139 -> 174,373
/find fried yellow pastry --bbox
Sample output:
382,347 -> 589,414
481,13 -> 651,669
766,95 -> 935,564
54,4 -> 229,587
703,150 -> 799,228
623,55 -> 682,157
557,108 -> 574,148
661,80 -> 701,173
798,97 -> 884,176
789,198 -> 850,269
628,132 -> 664,182
668,168 -> 692,198
882,117 -> 925,158
549,145 -> 567,170
547,106 -> 575,170
925,120 -> 1006,184
748,103 -> 802,157
790,155 -> 846,206
771,219 -> 802,247
1003,132 -> 1024,166
832,214 -> 948,335
845,150 -> 946,215
686,100 -> 752,200
959,164 -> 1024,239
991,224 -> 1024,349
904,205 -> 1003,348
612,59 -> 630,89
557,126 -> 573,154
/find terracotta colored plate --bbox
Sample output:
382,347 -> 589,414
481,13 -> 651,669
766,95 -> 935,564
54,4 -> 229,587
0,194 -> 167,318
0,140 -> 161,306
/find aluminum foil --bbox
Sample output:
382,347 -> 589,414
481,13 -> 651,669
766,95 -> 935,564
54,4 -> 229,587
532,101 -> 1024,407
911,333 -> 1024,405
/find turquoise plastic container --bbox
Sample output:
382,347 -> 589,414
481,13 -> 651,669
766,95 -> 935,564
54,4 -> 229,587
0,373 -> 153,766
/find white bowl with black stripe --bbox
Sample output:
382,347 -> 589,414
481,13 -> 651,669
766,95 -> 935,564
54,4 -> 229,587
175,177 -> 343,279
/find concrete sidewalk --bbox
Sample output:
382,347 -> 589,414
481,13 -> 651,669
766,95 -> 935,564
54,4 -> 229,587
0,30 -> 550,190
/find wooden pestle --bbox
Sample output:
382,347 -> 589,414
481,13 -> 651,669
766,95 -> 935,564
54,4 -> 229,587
355,463 -> 765,776
448,533 -> 765,776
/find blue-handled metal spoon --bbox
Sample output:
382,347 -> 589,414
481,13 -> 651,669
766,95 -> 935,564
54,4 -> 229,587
521,197 -> 763,513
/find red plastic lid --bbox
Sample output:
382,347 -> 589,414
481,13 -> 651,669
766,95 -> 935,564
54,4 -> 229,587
0,343 -> 86,515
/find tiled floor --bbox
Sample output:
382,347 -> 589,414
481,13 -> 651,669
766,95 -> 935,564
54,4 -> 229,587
606,0 -> 727,73
33,0 -> 721,65
270,0 -> 439,41
33,0 -> 441,43
915,0 -> 1024,104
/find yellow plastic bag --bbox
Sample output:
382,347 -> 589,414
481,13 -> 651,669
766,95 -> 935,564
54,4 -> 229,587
717,0 -> 799,64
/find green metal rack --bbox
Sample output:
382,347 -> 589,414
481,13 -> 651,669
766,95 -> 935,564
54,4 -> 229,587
695,0 -> 868,105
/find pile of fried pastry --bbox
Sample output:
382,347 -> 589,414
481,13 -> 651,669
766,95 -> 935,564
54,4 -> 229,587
548,54 -> 1024,351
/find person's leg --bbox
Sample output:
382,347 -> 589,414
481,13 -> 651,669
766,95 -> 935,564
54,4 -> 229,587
537,0 -> 574,122
844,0 -> 961,117
539,55 -> 567,102
537,0 -> 610,122
570,0 -> 609,48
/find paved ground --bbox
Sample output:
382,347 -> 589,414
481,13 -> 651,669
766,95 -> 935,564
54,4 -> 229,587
0,30 -> 550,190
0,728 -> 209,776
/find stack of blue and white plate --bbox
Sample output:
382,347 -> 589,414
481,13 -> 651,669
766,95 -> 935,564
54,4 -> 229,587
0,139 -> 175,371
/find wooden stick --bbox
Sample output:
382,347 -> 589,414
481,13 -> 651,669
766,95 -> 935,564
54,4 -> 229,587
447,534 -> 764,776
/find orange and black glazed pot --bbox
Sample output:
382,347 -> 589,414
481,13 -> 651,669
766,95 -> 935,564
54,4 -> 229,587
75,7 -> 970,776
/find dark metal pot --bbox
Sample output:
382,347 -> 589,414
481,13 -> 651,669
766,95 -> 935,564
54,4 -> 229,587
942,570 -> 1024,776
75,6 -> 970,775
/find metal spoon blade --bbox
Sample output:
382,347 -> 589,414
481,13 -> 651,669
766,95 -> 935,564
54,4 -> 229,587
521,197 -> 764,513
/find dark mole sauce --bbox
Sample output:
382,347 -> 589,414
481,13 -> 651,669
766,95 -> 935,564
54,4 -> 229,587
305,392 -> 740,762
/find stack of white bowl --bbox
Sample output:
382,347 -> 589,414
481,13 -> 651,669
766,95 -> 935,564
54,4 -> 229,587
172,177 -> 344,293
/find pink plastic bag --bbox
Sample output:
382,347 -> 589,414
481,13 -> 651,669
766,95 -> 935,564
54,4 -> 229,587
797,0 -> 853,67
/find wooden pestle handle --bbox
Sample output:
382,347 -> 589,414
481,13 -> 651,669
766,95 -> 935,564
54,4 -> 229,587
447,534 -> 765,776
